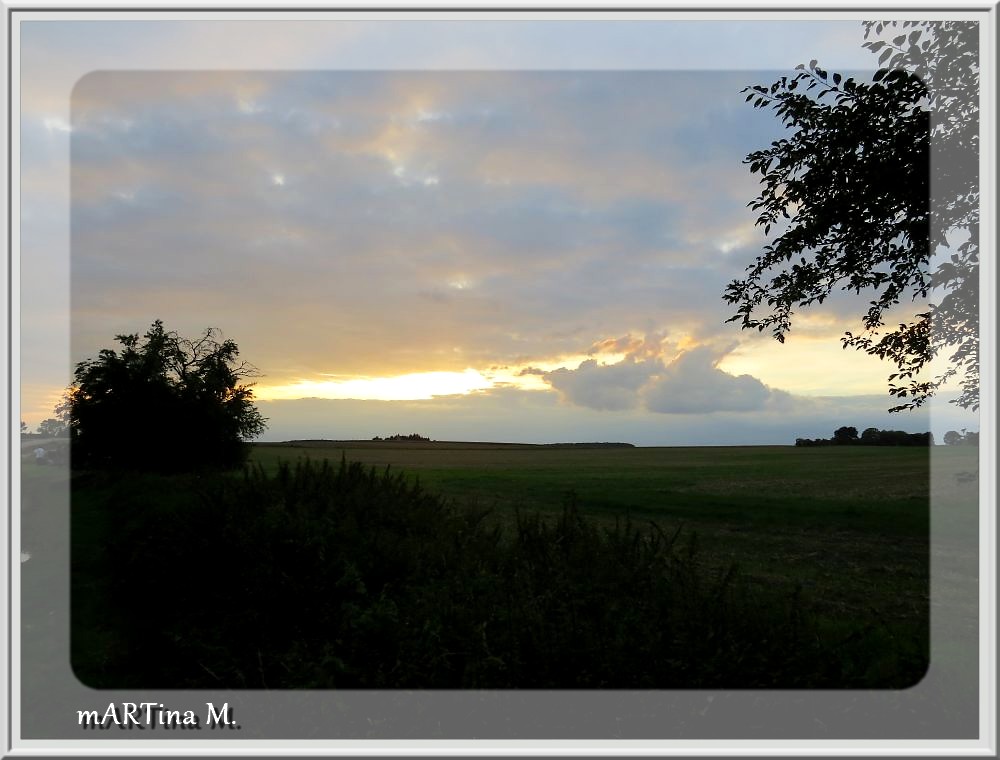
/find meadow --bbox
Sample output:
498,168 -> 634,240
63,441 -> 969,690
250,442 -> 932,639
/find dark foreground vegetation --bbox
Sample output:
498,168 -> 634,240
64,321 -> 266,473
72,455 -> 927,689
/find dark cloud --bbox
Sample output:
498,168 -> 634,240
542,343 -> 789,415
544,358 -> 659,412
642,346 -> 777,414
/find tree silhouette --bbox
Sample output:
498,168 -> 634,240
726,21 -> 979,412
833,426 -> 859,445
65,320 -> 267,472
860,427 -> 881,445
37,418 -> 68,438
943,429 -> 978,446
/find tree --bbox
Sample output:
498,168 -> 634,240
943,428 -> 979,446
20,421 -> 27,435
833,426 -> 859,445
725,21 -> 979,412
65,320 -> 267,472
37,418 -> 68,438
943,430 -> 964,446
860,427 -> 881,445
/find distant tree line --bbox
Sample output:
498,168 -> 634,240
372,433 -> 431,442
943,429 -> 979,446
20,418 -> 69,438
796,426 -> 933,447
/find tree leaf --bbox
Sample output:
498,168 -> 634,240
732,20 -> 978,413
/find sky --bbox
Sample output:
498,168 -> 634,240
18,14 -> 980,445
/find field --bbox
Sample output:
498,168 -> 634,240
62,440 -> 981,690
252,440 -> 932,632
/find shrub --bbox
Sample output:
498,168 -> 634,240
65,321 -> 266,473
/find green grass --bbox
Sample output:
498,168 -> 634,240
63,441 -> 968,689
251,442 -> 929,531
251,441 -> 932,642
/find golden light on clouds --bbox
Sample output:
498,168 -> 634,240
253,365 -> 562,402
252,349 -> 638,403
47,65 -> 954,443
255,369 -> 497,402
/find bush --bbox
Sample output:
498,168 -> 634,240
66,321 -> 266,472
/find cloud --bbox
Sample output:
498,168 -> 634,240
544,357 -> 660,412
642,346 -> 782,414
587,332 -> 669,360
65,71 -> 769,379
542,340 -> 789,415
19,21 -> 951,445
250,385 -> 935,448
57,68 -> 901,410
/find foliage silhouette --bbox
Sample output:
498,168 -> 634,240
65,320 -> 267,472
943,429 -> 978,446
795,426 -> 932,447
727,21 -> 979,412
833,426 -> 860,445
37,418 -> 68,438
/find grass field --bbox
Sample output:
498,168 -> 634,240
63,440 -> 978,689
251,440 -> 932,634
252,440 -> 931,531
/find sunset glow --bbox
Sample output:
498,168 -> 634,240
255,369 -> 495,402
253,350 -> 634,402
15,21 -> 975,443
